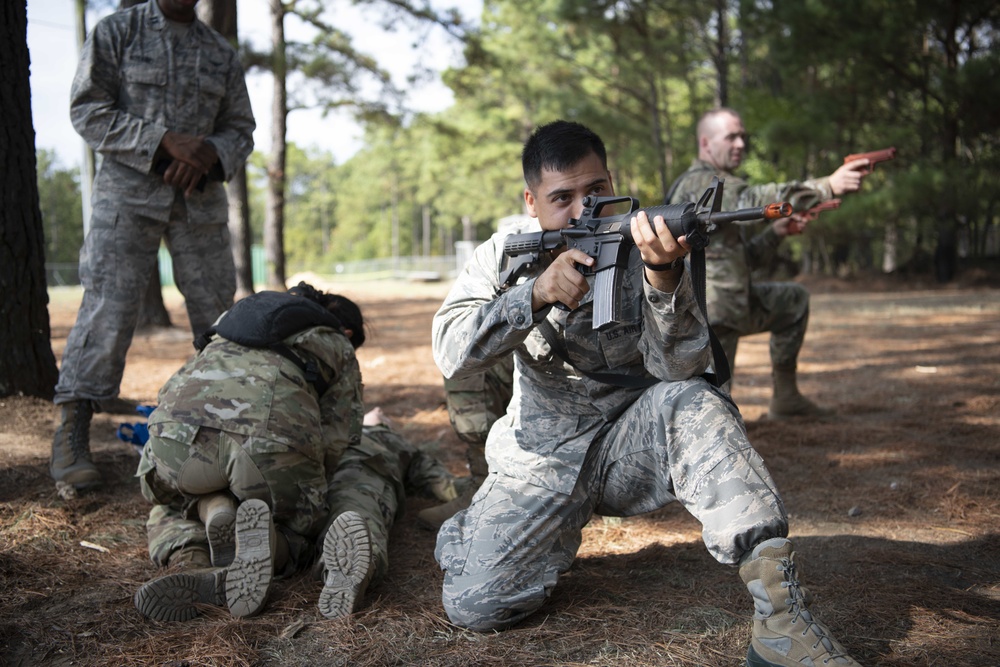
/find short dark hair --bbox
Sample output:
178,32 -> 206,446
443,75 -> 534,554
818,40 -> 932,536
287,281 -> 366,348
521,120 -> 608,190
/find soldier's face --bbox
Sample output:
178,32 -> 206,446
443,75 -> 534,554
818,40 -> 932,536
524,152 -> 614,231
703,113 -> 747,171
157,0 -> 199,23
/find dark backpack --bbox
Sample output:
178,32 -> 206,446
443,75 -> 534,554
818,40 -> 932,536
194,291 -> 346,395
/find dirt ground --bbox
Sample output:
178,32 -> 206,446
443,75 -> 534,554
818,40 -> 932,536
1,271 -> 998,667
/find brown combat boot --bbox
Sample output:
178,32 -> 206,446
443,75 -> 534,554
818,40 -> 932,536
417,443 -> 488,530
198,492 -> 237,567
318,511 -> 375,619
224,499 -> 276,618
739,538 -> 862,666
134,546 -> 223,622
50,400 -> 102,490
768,366 -> 833,420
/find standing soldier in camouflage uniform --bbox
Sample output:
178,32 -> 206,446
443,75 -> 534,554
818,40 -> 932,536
50,0 -> 256,492
666,108 -> 869,419
132,285 -> 457,621
431,120 -> 864,667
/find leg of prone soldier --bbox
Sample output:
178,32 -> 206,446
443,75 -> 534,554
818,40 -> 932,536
134,426 -> 329,621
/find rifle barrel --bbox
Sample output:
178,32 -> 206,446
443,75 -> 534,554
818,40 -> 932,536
708,202 -> 791,225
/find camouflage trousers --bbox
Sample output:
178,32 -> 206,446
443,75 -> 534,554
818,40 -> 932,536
435,378 -> 789,631
140,424 -> 412,581
54,198 -> 234,406
712,281 -> 810,375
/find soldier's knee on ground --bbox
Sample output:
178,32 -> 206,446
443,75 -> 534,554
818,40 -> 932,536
441,567 -> 554,632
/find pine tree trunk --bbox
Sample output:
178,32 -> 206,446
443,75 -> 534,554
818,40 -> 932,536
0,0 -> 60,399
265,0 -> 288,290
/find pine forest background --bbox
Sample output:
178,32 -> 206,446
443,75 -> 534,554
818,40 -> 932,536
38,0 -> 1000,287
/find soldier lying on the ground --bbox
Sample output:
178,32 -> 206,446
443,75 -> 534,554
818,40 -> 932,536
131,283 -> 456,621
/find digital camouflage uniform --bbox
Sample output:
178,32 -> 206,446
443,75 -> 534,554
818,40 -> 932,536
138,326 -> 456,580
431,231 -> 788,631
56,0 -> 255,407
667,160 -> 834,374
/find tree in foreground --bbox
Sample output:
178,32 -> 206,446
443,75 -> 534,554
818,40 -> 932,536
0,0 -> 59,399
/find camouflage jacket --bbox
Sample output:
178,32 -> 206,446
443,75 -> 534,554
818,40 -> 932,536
149,326 -> 364,474
432,231 -> 712,494
70,0 -> 255,223
667,160 -> 834,329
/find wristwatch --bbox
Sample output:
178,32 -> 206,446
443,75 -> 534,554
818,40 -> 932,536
643,256 -> 685,272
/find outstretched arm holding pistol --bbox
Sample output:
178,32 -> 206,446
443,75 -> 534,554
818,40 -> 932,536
778,147 -> 895,238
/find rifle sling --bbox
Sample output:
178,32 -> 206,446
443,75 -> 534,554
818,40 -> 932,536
665,173 -> 732,389
688,247 -> 730,388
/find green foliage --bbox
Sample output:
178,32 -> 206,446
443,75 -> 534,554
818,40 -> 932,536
36,150 -> 84,264
273,0 -> 999,279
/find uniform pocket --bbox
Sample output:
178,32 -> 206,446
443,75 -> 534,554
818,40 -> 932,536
78,206 -> 118,293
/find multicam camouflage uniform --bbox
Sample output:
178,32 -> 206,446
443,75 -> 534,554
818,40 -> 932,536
138,325 -> 456,580
137,326 -> 364,572
55,0 -> 255,406
431,231 -> 789,631
667,160 -> 834,372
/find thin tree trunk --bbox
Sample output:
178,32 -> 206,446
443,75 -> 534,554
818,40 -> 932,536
715,0 -> 728,107
265,0 -> 288,289
1,0 -> 59,398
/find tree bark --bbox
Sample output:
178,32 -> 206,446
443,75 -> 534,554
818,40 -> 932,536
265,0 -> 288,289
0,0 -> 60,399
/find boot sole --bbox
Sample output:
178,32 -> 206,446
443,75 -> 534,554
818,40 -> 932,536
318,511 -> 373,619
134,569 -> 226,622
206,508 -> 237,567
225,499 -> 274,618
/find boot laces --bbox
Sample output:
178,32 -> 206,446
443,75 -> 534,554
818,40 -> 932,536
778,557 -> 850,663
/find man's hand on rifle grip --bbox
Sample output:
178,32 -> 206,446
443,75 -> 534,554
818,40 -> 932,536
531,249 -> 593,313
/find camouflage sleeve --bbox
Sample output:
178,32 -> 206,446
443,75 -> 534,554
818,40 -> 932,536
735,177 -> 833,214
432,234 -> 543,381
737,177 -> 833,267
293,330 -> 365,475
638,266 -> 713,381
69,19 -> 167,175
203,50 -> 255,180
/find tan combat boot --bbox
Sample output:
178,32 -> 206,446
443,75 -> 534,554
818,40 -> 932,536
134,546 -> 225,622
768,366 -> 832,420
318,511 -> 375,619
198,492 -> 237,567
224,499 -> 276,618
739,538 -> 862,666
50,400 -> 102,490
416,444 -> 488,530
